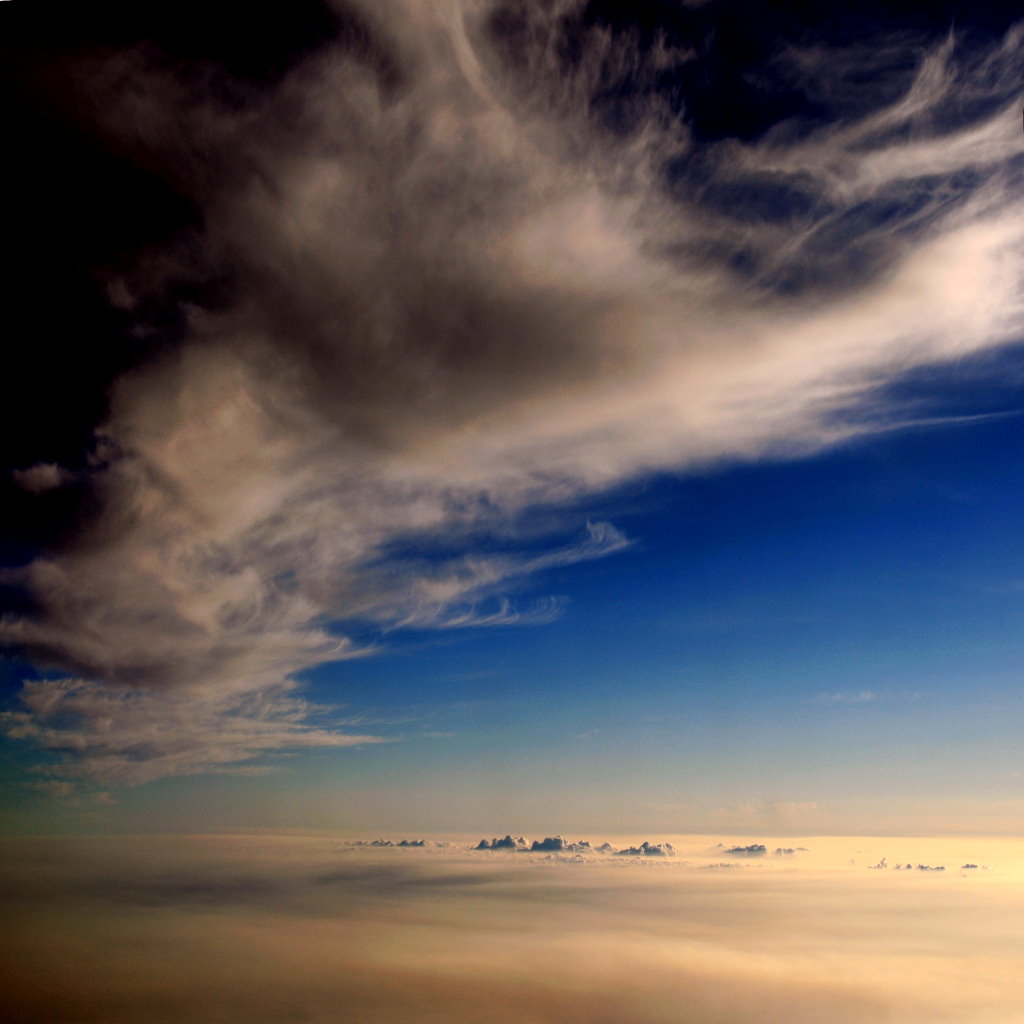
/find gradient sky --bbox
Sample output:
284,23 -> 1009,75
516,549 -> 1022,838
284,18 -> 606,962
3,0 -> 1024,837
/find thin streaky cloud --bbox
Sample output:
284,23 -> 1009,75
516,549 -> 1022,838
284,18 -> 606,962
3,1 -> 1024,788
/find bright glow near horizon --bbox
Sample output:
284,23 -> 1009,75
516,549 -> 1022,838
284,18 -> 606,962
4,833 -> 1024,1024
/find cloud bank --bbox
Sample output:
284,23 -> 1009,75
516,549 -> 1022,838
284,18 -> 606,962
4,833 -> 1024,1024
3,1 -> 1023,786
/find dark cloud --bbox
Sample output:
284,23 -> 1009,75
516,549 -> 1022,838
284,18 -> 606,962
725,844 -> 767,857
531,836 -> 571,852
477,835 -> 529,850
474,834 -> 594,852
475,834 -> 673,855
530,836 -> 596,852
615,841 -> 675,857
358,839 -> 430,847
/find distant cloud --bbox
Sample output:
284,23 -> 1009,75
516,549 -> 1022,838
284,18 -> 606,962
530,836 -> 572,852
473,834 -> 674,856
10,463 -> 71,494
725,844 -> 767,857
476,835 -> 528,850
357,839 -> 431,847
475,835 -> 596,853
614,841 -> 675,857
811,691 -> 881,704
810,692 -> 924,708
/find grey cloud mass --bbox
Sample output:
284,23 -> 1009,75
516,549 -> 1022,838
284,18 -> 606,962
3,0 -> 1024,787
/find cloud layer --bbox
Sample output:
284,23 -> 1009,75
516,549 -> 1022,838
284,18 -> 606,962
3,1 -> 1024,786
3,833 -> 1024,1024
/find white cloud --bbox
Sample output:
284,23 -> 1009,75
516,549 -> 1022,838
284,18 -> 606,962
812,691 -> 881,704
3,677 -> 387,787
5,2 -> 1024,785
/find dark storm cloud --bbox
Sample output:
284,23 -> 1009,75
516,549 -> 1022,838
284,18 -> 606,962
3,0 -> 1023,787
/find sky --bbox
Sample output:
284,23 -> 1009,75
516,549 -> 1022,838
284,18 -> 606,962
7,5 -> 1024,1023
2,0 -> 1024,839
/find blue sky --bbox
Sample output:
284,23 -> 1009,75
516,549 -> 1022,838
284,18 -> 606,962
11,373 -> 1024,835
287,390 -> 1024,832
2,0 -> 1024,836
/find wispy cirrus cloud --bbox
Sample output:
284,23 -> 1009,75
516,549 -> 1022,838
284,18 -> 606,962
810,691 -> 921,705
2,677 -> 388,787
3,1 -> 1023,788
811,691 -> 882,704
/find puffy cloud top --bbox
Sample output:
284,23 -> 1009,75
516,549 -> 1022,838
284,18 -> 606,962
725,844 -> 768,857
